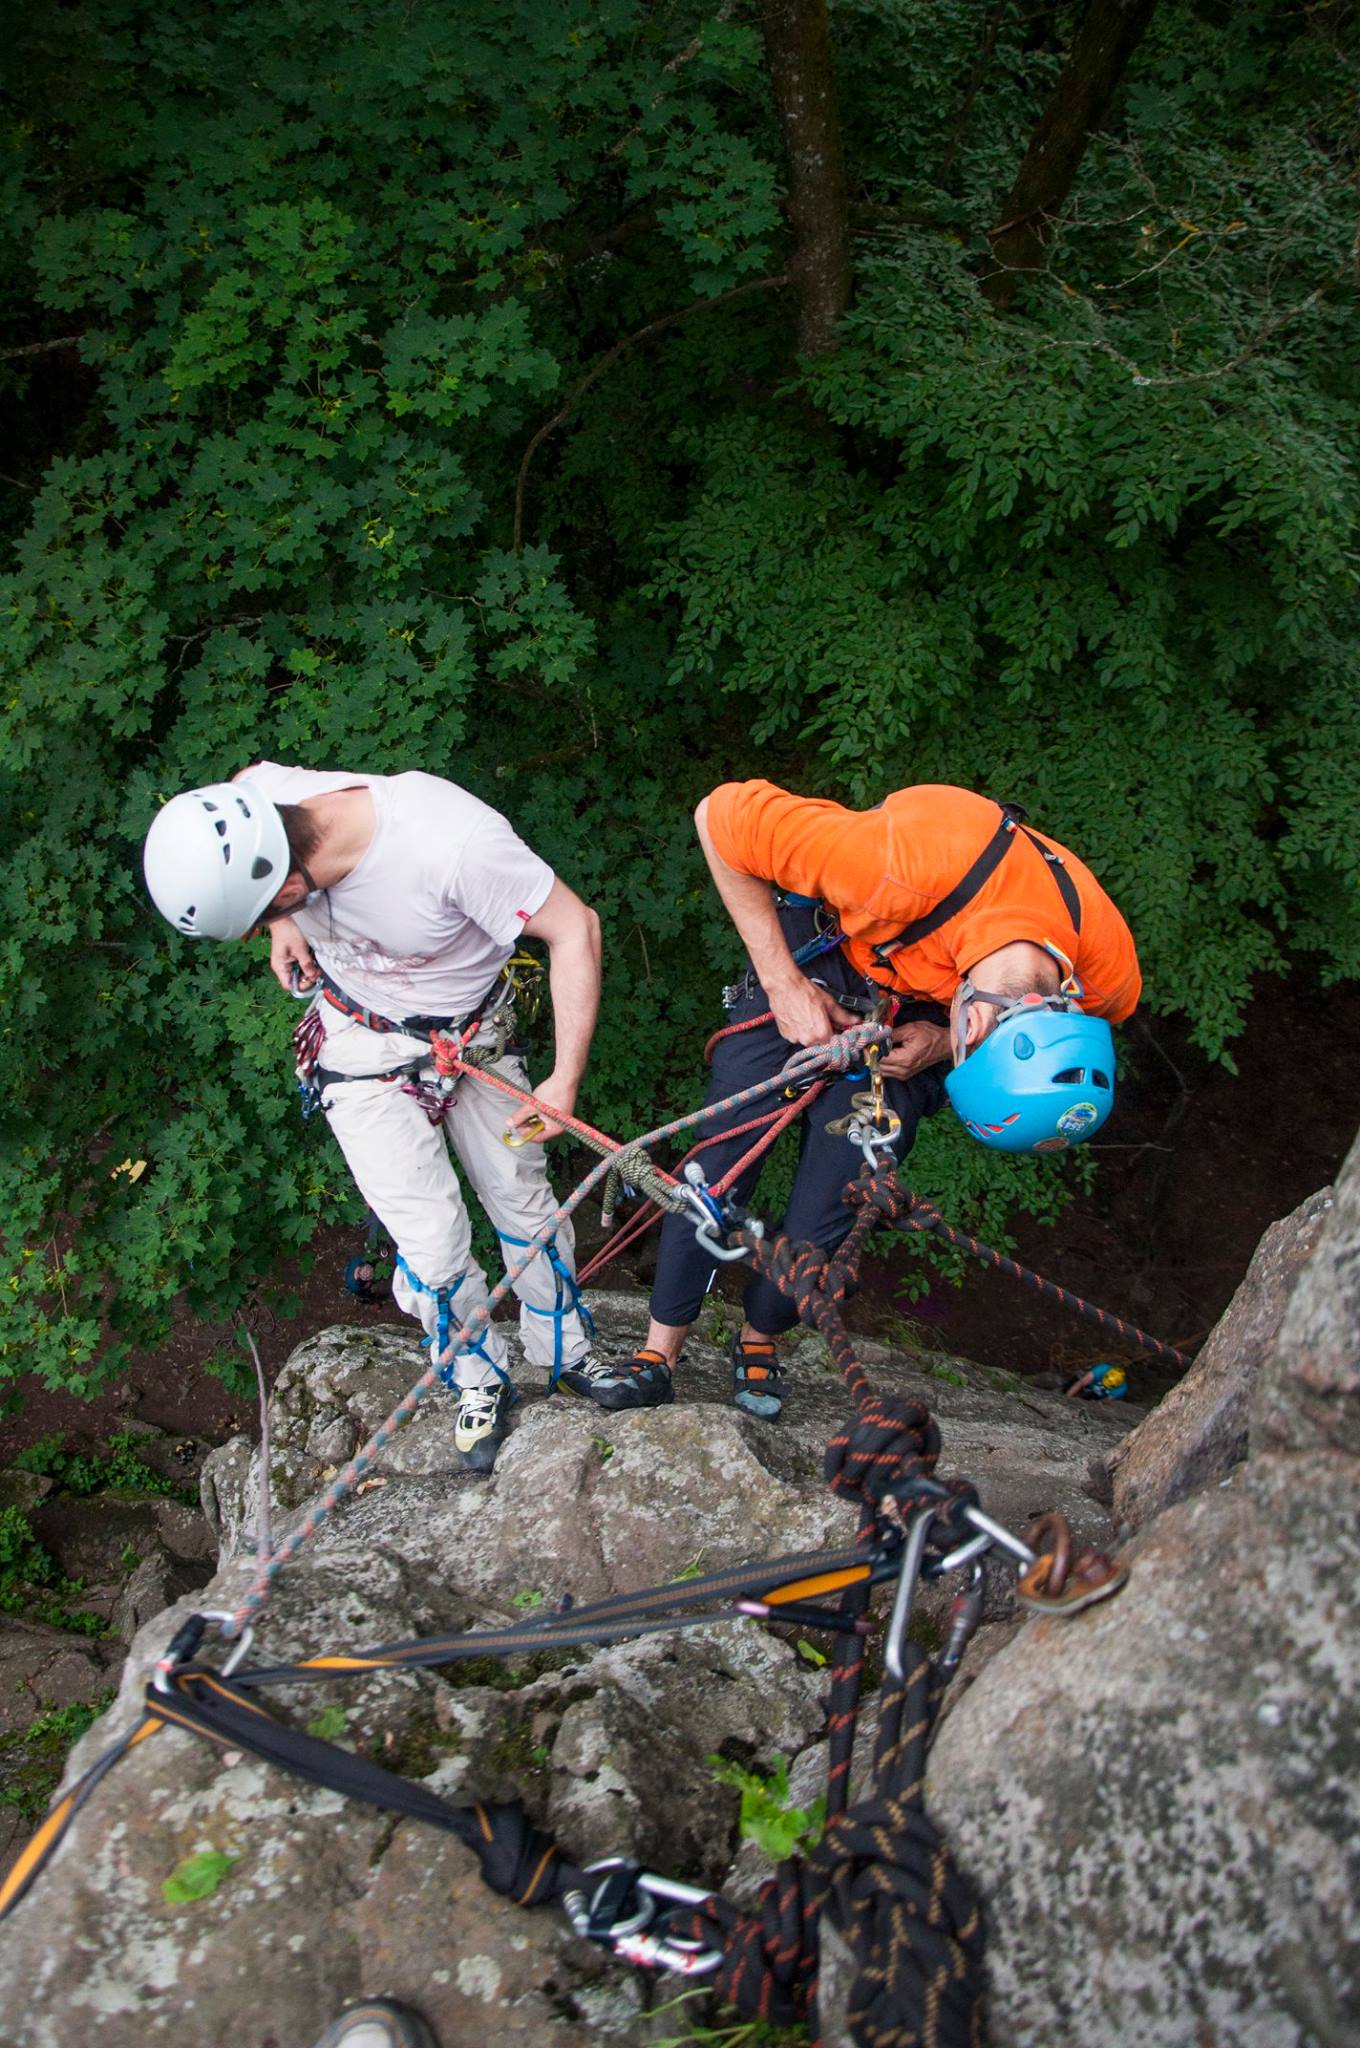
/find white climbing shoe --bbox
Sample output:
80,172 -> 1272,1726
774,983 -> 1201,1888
453,1380 -> 512,1473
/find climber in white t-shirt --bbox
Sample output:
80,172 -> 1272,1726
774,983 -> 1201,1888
142,766 -> 603,1473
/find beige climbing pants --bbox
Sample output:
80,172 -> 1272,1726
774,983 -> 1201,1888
314,1004 -> 591,1390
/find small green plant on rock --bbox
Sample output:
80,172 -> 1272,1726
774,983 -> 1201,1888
15,1431 -> 192,1503
707,1753 -> 825,1861
162,1848 -> 238,1906
652,1986 -> 809,2048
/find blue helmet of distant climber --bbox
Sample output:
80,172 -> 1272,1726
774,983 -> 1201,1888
944,985 -> 1116,1153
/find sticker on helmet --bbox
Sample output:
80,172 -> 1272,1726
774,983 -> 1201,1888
1057,1101 -> 1100,1138
1032,1137 -> 1068,1152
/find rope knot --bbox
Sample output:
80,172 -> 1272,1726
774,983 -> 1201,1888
823,1393 -> 942,1513
749,1235 -> 847,1334
843,1164 -> 913,1227
899,1187 -> 946,1235
813,1795 -> 984,2046
670,1863 -> 821,2027
820,1030 -> 865,1073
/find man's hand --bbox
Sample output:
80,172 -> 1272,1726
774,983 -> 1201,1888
268,917 -> 318,993
768,974 -> 858,1048
878,1019 -> 951,1080
505,1071 -> 577,1143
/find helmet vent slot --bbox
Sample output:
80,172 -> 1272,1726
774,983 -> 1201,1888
1052,1067 -> 1085,1084
1093,1069 -> 1110,1090
251,856 -> 274,881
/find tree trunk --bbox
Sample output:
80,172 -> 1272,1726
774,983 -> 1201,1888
758,0 -> 852,356
984,0 -> 1161,308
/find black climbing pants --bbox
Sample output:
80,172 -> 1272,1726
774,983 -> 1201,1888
649,905 -> 949,1337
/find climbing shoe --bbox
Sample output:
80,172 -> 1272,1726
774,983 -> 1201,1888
310,2001 -> 436,2048
731,1336 -> 785,1421
558,1350 -> 675,1411
452,1380 -> 513,1472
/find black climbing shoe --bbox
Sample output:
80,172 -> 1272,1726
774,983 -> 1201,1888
730,1336 -> 785,1421
452,1380 -> 513,1472
558,1350 -> 675,1411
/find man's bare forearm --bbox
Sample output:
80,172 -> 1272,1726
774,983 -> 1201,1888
544,911 -> 601,1089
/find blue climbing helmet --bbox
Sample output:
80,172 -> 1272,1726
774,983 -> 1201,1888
944,985 -> 1116,1154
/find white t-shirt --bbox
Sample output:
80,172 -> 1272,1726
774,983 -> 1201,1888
244,763 -> 555,1020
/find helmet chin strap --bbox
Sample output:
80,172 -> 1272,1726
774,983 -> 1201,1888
953,979 -> 1074,1065
296,861 -> 327,908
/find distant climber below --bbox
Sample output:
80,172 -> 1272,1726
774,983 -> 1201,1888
580,781 -> 1141,1423
141,765 -> 603,1474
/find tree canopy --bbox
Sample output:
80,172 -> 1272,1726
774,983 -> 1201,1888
2,0 -> 1357,1388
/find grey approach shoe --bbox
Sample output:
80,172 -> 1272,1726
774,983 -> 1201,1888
309,2000 -> 437,2048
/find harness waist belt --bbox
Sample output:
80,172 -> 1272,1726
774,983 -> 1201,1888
315,964 -> 507,1041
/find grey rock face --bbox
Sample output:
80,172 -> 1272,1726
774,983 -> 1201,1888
1107,1185 -> 1333,1528
0,1289 -> 1134,2048
0,1619 -> 119,1740
1254,1129 -> 1360,1459
111,1552 -> 213,1646
928,1451 -> 1360,2048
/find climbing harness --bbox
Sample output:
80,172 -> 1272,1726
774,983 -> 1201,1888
393,1256 -> 507,1389
494,1228 -> 595,1387
722,895 -> 846,1011
291,958 -> 531,1125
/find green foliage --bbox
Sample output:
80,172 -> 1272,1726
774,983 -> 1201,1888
305,1704 -> 349,1743
0,1694 -> 114,1823
0,1505 -> 106,1635
707,1752 -> 825,1861
1,0 -> 1356,1390
14,1430 -> 187,1500
161,1848 -> 238,1906
653,2002 -> 807,2048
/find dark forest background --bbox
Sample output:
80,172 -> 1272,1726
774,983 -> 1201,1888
2,0 -> 1358,1393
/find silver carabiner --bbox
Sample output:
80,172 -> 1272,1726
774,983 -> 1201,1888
563,1861 -> 724,1978
883,1509 -> 936,1682
151,1611 -> 254,1695
694,1220 -> 750,1264
960,1505 -> 1039,1570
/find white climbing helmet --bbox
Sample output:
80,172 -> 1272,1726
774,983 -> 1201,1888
142,781 -> 292,940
